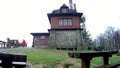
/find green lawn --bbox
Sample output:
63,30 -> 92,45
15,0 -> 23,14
2,47 -> 120,68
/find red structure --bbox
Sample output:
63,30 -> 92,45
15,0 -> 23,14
6,38 -> 27,48
22,39 -> 27,47
7,38 -> 20,48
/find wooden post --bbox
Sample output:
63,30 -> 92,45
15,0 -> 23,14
3,42 -> 6,48
81,58 -> 91,68
103,56 -> 109,65
2,55 -> 12,68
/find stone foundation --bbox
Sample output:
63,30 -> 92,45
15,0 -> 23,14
48,29 -> 83,50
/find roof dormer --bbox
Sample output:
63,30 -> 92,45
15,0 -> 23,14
60,4 -> 69,13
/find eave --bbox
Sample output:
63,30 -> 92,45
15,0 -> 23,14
47,13 -> 83,23
31,33 -> 49,36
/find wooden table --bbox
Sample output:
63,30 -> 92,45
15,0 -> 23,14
68,50 -> 118,68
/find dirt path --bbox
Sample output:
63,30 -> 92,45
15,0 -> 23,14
54,58 -> 81,68
26,58 -> 81,68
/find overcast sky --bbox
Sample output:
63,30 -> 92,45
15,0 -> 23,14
0,0 -> 120,47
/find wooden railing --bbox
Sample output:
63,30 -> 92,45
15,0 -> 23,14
0,52 -> 27,68
68,50 -> 119,68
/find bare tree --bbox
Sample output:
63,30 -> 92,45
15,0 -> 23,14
104,26 -> 115,50
94,26 -> 120,51
114,30 -> 120,49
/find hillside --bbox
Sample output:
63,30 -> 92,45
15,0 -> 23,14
0,48 -> 120,68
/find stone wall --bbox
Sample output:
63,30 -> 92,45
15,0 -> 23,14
48,29 -> 83,50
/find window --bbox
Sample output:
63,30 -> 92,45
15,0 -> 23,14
62,8 -> 68,13
58,19 -> 63,26
40,35 -> 46,39
68,19 -> 72,26
63,19 -> 68,26
58,18 -> 73,26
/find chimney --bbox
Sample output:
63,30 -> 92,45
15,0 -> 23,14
69,0 -> 73,10
74,3 -> 77,11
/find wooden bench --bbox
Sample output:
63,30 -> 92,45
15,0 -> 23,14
0,52 -> 27,68
68,50 -> 119,68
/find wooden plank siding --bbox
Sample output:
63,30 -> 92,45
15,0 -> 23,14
31,33 -> 49,47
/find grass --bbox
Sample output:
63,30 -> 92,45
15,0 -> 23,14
1,47 -> 120,68
4,48 -> 69,68
91,56 -> 120,68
